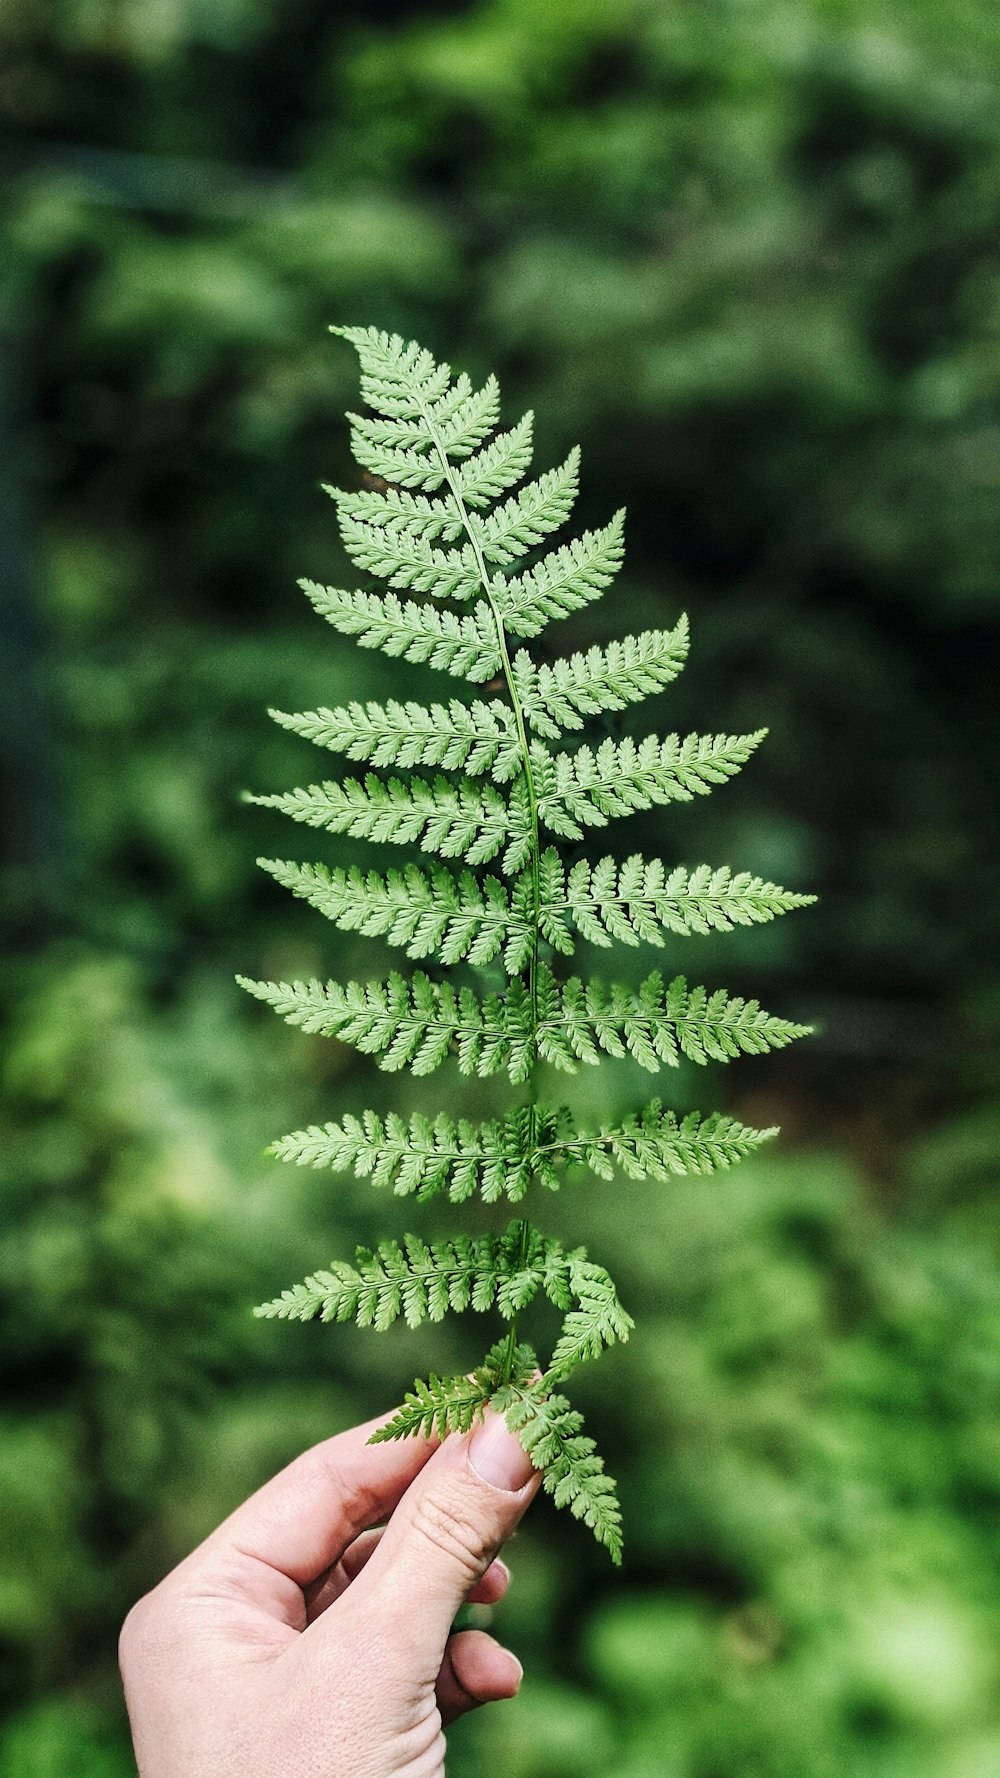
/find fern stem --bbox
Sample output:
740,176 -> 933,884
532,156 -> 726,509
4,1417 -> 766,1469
415,405 -> 541,990
496,1212 -> 533,1386
418,392 -> 543,1387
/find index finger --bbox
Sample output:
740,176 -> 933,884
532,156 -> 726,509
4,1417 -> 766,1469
185,1412 -> 440,1594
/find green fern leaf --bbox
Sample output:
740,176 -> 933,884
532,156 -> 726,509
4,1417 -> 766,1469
535,729 -> 766,838
467,449 -> 580,565
255,1222 -> 548,1328
370,1338 -> 537,1443
535,964 -> 811,1073
254,1219 -> 595,1332
257,858 -> 522,967
548,1261 -> 635,1377
268,698 -> 520,779
451,412 -> 534,506
337,517 -> 481,598
585,1104 -> 779,1181
266,1106 -> 564,1203
347,371 -> 502,470
346,436 -> 447,491
344,411 -> 438,451
246,772 -> 532,870
369,1373 -> 494,1442
331,327 -> 453,417
493,511 -> 626,638
300,581 -> 501,680
435,375 -> 503,457
237,970 -> 541,1082
513,619 -> 689,738
561,853 -> 817,947
326,484 -> 465,545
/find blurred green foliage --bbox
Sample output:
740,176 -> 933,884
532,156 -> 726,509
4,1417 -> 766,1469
1,0 -> 999,1773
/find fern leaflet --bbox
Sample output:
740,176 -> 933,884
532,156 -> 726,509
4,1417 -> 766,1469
268,698 -> 520,778
513,619 -> 690,737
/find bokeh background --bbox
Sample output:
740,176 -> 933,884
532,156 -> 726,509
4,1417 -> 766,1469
2,1 -> 1000,1773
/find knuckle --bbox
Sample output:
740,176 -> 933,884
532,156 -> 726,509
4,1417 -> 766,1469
118,1594 -> 156,1675
409,1476 -> 499,1583
118,1586 -> 182,1678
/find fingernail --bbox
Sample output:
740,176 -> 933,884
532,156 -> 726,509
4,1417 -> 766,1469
468,1412 -> 536,1493
499,1646 -> 523,1690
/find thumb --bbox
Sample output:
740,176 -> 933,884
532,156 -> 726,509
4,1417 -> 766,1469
349,1413 -> 539,1671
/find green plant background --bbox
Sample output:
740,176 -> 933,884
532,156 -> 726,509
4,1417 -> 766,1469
2,1 -> 999,1773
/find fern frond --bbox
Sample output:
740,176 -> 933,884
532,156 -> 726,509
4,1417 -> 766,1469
494,1380 -> 623,1564
344,412 -> 434,450
266,1100 -> 777,1201
536,964 -> 811,1073
245,325 -> 816,1564
560,853 -> 817,948
513,620 -> 689,739
257,854 -> 550,976
267,698 -> 520,779
300,581 -> 501,681
345,435 -> 446,492
266,1106 -> 565,1203
466,449 -> 580,565
246,772 -> 532,870
535,730 -> 767,839
236,971 -> 539,1082
243,962 -> 806,1084
493,511 -> 626,638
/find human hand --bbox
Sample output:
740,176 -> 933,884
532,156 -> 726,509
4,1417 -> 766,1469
119,1407 -> 540,1777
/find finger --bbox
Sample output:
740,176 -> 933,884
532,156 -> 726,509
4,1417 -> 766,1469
342,1411 -> 539,1678
467,1556 -> 512,1608
437,1630 -> 523,1726
304,1527 -> 386,1621
304,1529 -> 511,1623
177,1412 -> 441,1616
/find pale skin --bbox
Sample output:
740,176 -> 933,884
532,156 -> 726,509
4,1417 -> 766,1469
119,1410 -> 540,1778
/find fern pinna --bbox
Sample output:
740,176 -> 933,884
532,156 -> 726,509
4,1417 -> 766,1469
239,328 -> 814,1563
